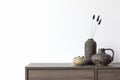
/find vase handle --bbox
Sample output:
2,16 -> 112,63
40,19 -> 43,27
105,48 -> 114,61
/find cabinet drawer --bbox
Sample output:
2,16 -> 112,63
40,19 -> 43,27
98,69 -> 120,80
27,69 -> 94,80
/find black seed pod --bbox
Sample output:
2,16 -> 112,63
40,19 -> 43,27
96,15 -> 100,22
92,14 -> 95,20
98,19 -> 102,25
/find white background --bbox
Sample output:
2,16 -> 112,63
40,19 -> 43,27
0,0 -> 120,80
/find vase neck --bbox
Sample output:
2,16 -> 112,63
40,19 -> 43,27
98,48 -> 105,53
88,38 -> 94,40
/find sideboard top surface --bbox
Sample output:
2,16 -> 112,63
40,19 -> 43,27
26,63 -> 120,69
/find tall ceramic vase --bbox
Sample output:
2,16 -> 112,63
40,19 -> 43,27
85,38 -> 97,65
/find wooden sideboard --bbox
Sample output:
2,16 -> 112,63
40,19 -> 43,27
25,63 -> 120,80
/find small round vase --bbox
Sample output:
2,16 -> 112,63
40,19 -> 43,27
91,48 -> 114,66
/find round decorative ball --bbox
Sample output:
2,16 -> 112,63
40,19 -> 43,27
73,56 -> 86,66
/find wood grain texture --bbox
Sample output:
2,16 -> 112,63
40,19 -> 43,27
26,63 -> 120,69
98,69 -> 120,80
28,70 -> 94,80
25,63 -> 120,80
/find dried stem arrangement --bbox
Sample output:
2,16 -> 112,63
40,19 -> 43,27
91,14 -> 102,38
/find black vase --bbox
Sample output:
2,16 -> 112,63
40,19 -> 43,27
85,38 -> 97,65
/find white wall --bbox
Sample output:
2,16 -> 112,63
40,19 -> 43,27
0,0 -> 120,80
